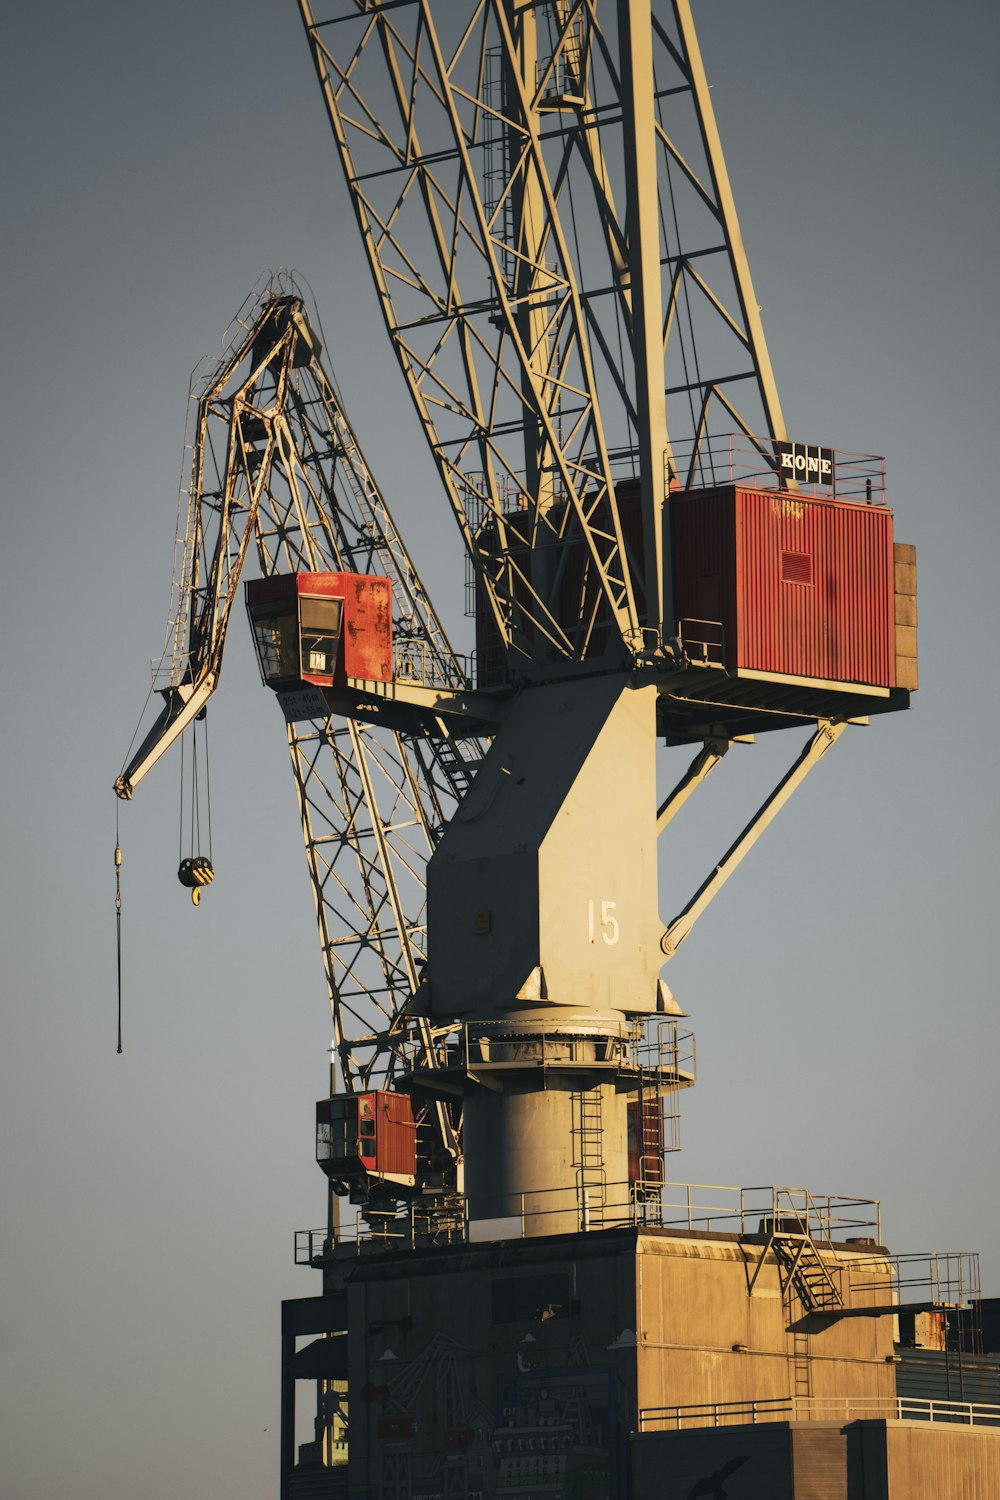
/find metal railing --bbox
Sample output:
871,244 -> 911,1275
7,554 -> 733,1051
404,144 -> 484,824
295,1198 -> 469,1263
295,1228 -> 331,1264
658,1183 -> 882,1245
851,1250 -> 980,1308
294,1187 -> 983,1294
393,1016 -> 696,1087
677,617 -> 725,668
294,1178 -> 879,1260
639,1394 -> 1000,1432
668,433 -> 887,506
392,638 -> 472,691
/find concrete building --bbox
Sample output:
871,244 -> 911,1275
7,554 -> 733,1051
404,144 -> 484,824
281,1209 -> 999,1498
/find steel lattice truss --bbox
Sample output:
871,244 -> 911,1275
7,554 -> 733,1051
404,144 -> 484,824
289,716 -> 433,1091
298,0 -> 786,669
164,277 -> 483,1094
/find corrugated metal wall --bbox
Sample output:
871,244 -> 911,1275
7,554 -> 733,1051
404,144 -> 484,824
373,1090 -> 416,1179
670,486 -> 895,687
896,1349 -> 1000,1407
736,489 -> 894,686
670,487 -> 736,661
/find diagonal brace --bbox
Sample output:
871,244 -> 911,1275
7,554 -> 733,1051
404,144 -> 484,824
656,733 -> 754,835
660,720 -> 847,960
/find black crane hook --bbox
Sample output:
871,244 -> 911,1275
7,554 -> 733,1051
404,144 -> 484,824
177,854 -> 215,905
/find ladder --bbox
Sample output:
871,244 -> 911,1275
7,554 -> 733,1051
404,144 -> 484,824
574,1089 -> 606,1229
791,1330 -> 811,1405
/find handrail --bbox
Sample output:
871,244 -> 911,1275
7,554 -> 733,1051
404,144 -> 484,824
393,639 -> 472,691
639,1394 -> 1000,1432
668,432 -> 888,506
658,1182 -> 881,1243
393,1016 -> 697,1083
294,1179 -> 887,1259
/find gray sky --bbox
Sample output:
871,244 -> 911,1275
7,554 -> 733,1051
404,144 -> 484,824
2,2 -> 998,1497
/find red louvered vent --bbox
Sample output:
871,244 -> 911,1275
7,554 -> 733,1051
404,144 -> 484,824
781,550 -> 813,585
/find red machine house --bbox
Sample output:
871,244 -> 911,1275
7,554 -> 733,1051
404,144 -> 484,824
669,484 -> 898,689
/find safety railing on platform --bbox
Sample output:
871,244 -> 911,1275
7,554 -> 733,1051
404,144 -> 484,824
294,1181 -> 879,1261
295,1206 -> 465,1263
294,1175 -> 883,1261
639,1394 -> 1000,1432
846,1250 -> 982,1349
668,433 -> 887,506
392,638 -> 472,691
658,1183 -> 882,1245
393,1016 -> 696,1087
677,617 -> 725,669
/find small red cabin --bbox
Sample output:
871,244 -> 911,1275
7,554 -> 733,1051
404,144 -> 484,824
316,1091 -> 416,1187
245,571 -> 392,689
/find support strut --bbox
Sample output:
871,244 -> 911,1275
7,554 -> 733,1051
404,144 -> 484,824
660,720 -> 848,960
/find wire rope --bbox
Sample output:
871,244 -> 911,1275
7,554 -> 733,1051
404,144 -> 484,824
191,723 -> 200,857
179,728 -> 186,862
117,676 -> 156,782
204,712 -> 213,863
653,42 -> 710,481
114,801 -> 123,1054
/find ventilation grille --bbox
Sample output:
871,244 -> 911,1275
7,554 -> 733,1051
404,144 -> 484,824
782,550 -> 813,585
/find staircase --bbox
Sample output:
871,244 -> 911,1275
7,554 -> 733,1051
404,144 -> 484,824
771,1230 -> 845,1314
431,733 -> 479,806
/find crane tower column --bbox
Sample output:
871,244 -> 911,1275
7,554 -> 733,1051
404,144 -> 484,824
424,672 -> 679,1234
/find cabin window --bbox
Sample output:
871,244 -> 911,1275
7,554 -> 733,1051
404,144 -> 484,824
251,606 -> 299,683
299,595 -> 344,677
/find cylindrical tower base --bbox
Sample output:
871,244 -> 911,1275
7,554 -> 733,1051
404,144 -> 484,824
463,1079 -> 628,1237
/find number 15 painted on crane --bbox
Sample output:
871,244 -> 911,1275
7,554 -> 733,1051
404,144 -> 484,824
588,899 -> 619,946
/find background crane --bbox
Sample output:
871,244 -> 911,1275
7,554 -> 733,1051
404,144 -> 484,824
115,276 -> 486,1216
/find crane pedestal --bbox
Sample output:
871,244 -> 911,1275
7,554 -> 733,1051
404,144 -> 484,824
463,1079 -> 630,1238
425,673 -> 671,1232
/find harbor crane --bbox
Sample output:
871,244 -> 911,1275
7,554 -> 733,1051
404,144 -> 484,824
115,280 -> 489,1217
117,0 -> 915,1239
292,0 -> 914,1233
111,3 -> 929,1492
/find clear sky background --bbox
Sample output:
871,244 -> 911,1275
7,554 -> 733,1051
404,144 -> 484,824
1,2 -> 997,1497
